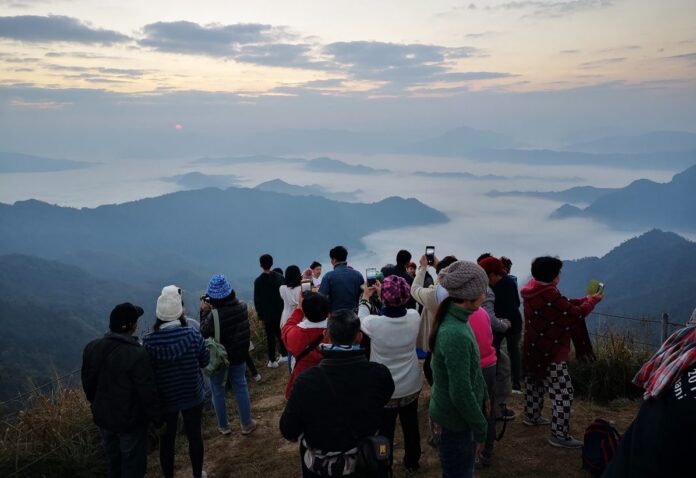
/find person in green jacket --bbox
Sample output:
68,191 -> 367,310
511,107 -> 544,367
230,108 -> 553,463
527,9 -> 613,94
429,260 -> 490,478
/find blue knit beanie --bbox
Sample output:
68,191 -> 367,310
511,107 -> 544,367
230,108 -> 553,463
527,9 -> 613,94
207,274 -> 233,300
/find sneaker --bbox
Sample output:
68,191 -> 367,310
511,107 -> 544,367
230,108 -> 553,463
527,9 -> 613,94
253,373 -> 262,382
277,355 -> 289,364
241,419 -> 258,435
548,435 -> 583,449
511,387 -> 523,395
217,426 -> 232,435
497,408 -> 516,421
523,416 -> 551,426
266,360 -> 279,369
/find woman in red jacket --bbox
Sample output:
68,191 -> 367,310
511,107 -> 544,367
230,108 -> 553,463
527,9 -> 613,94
281,291 -> 330,399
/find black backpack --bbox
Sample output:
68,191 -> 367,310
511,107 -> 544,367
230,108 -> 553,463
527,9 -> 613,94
582,418 -> 621,477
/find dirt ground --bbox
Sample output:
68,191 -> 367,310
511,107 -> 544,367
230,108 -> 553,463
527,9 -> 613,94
154,361 -> 639,478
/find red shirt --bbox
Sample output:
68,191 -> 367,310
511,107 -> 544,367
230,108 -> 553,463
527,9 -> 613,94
281,308 -> 327,399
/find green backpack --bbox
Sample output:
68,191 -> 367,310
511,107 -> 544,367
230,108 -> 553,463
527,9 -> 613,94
203,309 -> 229,377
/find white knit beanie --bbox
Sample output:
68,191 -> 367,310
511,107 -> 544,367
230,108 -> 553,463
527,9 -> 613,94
156,293 -> 183,321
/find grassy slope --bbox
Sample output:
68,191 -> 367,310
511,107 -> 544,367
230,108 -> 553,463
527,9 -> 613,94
159,363 -> 639,478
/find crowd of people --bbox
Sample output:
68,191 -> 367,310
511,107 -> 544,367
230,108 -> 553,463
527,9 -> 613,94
81,244 -> 695,478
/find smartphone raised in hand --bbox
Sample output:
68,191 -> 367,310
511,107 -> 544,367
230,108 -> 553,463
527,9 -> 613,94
301,280 -> 313,293
366,268 -> 377,286
425,246 -> 435,265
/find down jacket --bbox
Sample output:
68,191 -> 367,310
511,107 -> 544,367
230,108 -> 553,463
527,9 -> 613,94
201,298 -> 250,366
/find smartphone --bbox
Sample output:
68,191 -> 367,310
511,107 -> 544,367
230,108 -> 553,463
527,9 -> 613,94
587,279 -> 605,295
301,280 -> 312,293
597,282 -> 605,294
425,245 -> 435,265
366,268 -> 377,286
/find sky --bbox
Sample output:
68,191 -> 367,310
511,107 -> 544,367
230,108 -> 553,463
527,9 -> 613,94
0,0 -> 695,157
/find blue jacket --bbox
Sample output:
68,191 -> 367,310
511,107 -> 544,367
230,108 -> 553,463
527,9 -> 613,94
143,325 -> 209,413
319,263 -> 364,312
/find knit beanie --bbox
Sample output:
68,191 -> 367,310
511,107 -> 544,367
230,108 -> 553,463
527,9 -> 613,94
437,260 -> 488,301
161,284 -> 181,297
156,293 -> 183,321
478,256 -> 507,276
381,275 -> 411,307
207,274 -> 233,300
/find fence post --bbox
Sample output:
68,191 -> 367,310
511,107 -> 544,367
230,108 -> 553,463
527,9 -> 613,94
661,313 -> 669,343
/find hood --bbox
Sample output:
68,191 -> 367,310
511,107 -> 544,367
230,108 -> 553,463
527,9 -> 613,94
520,279 -> 558,299
144,327 -> 197,362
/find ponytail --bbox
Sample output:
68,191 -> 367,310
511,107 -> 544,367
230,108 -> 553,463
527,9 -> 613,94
428,297 -> 453,352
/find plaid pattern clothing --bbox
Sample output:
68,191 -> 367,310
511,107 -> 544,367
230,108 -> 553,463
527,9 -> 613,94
524,362 -> 574,438
634,325 -> 696,399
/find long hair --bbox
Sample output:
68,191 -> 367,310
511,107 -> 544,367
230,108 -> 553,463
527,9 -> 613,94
284,265 -> 302,288
428,296 -> 453,352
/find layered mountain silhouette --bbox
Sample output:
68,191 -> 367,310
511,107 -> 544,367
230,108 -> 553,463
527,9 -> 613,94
551,164 -> 696,231
255,179 -> 360,201
488,186 -> 617,204
0,152 -> 90,173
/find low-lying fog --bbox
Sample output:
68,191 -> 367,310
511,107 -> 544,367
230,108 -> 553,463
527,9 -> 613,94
0,153 -> 688,276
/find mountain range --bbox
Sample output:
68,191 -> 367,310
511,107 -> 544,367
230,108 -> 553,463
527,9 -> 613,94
488,186 -> 617,204
551,164 -> 696,231
254,179 -> 361,201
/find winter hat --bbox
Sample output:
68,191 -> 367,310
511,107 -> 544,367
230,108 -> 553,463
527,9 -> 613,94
161,284 -> 182,297
109,302 -> 144,332
437,261 -> 488,301
478,256 -> 507,276
381,275 -> 411,307
156,293 -> 183,321
207,274 -> 233,300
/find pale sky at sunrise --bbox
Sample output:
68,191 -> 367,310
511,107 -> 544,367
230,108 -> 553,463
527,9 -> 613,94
0,0 -> 695,157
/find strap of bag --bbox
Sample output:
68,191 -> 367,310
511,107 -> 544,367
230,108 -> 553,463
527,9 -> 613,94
212,308 -> 221,343
295,334 -> 324,363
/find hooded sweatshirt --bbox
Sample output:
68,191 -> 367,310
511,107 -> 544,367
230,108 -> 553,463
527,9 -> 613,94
143,325 -> 209,413
520,279 -> 599,379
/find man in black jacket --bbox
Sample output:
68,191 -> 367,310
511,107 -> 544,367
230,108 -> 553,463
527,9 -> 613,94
82,302 -> 159,478
254,253 -> 288,368
280,309 -> 395,478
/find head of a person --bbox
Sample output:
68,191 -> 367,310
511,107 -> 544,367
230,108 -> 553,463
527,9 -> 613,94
273,267 -> 284,276
329,245 -> 348,265
396,249 -> 412,267
155,291 -> 186,329
500,256 -> 513,273
478,256 -> 507,286
161,284 -> 184,306
477,252 -> 492,263
531,256 -> 563,284
259,254 -> 273,271
381,275 -> 412,308
407,262 -> 417,277
310,261 -> 322,278
436,255 -> 458,274
285,265 -> 302,288
206,274 -> 236,307
109,302 -> 144,335
302,292 -> 330,323
325,309 -> 362,346
437,260 -> 489,310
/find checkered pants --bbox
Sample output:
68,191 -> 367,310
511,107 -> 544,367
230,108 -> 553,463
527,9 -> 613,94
524,362 -> 574,438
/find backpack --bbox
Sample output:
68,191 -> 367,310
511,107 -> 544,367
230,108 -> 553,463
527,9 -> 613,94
582,418 -> 621,477
203,309 -> 229,377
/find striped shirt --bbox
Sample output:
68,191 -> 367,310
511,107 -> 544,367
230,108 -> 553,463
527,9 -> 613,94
143,325 -> 209,413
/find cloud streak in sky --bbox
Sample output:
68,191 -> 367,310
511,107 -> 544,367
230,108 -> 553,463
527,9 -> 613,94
0,15 -> 131,44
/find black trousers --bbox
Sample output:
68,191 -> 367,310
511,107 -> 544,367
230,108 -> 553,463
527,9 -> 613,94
380,397 -> 422,469
495,331 -> 522,389
264,319 -> 287,362
160,404 -> 204,478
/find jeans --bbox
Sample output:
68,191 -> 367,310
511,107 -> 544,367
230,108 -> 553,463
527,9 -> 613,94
481,364 -> 497,458
436,424 -> 476,478
245,352 -> 259,377
210,362 -> 252,429
380,398 -> 421,469
264,319 -> 287,362
99,426 -> 147,478
160,404 -> 204,478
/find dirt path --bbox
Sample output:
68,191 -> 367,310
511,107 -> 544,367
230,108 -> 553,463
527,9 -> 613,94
157,364 -> 639,478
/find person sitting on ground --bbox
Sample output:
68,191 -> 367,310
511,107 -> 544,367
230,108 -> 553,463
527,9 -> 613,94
477,257 -> 515,423
200,274 -> 257,436
281,291 -> 330,399
142,292 -> 210,478
411,254 -> 458,352
279,309 -> 395,478
254,254 -> 289,368
359,275 -> 423,472
82,303 -> 159,478
429,261 -> 491,478
318,245 -> 364,313
601,324 -> 696,478
280,265 -> 303,329
521,256 -> 603,449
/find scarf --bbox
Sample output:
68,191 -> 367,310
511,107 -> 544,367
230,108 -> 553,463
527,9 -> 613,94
381,305 -> 408,318
633,325 -> 696,399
